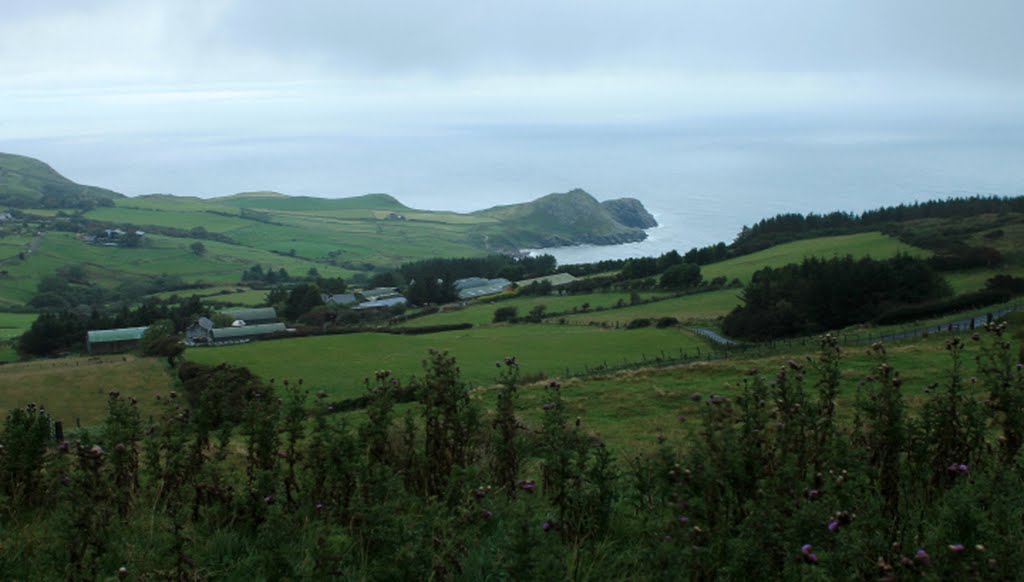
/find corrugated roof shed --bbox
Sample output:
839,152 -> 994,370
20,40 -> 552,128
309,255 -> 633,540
211,322 -> 286,340
220,307 -> 277,321
354,297 -> 408,310
457,278 -> 511,299
87,326 -> 149,344
361,287 -> 400,299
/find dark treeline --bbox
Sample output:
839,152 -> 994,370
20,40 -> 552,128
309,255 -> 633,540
3,331 -> 1024,579
733,195 -> 1024,254
723,254 -> 952,340
398,254 -> 557,284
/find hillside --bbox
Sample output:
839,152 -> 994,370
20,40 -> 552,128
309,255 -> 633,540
474,188 -> 657,248
0,152 -> 123,209
210,192 -> 409,211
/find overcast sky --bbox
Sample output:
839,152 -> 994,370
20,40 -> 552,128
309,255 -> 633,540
1,0 -> 1022,212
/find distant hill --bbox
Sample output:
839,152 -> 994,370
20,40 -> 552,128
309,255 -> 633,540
211,192 -> 409,211
474,188 -> 657,249
0,153 -> 123,209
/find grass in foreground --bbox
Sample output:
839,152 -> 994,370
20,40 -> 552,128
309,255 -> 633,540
0,355 -> 172,426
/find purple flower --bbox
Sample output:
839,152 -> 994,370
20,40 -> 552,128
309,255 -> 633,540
264,495 -> 274,505
315,503 -> 324,511
542,520 -> 553,531
914,549 -> 930,565
678,515 -> 689,525
482,510 -> 493,519
958,464 -> 968,473
828,520 -> 839,533
801,544 -> 813,554
949,544 -> 965,553
519,480 -> 536,493
805,553 -> 818,564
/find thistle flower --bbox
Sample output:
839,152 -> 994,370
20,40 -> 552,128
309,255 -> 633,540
264,495 -> 274,505
542,521 -> 553,531
118,566 -> 129,578
801,544 -> 813,554
915,549 -> 930,565
949,544 -> 965,553
828,520 -> 839,533
678,515 -> 689,525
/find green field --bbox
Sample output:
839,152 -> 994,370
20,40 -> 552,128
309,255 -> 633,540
0,312 -> 36,339
563,288 -> 742,326
701,231 -> 929,284
0,232 -> 354,307
411,291 -> 666,327
187,325 -> 709,399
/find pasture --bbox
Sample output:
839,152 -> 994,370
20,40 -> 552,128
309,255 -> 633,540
186,324 -> 710,399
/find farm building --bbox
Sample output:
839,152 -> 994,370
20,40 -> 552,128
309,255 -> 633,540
354,296 -> 408,310
516,273 -> 578,288
454,277 -> 512,300
360,287 -> 402,300
210,322 -> 287,341
186,317 -> 214,342
86,326 -> 149,355
321,293 -> 358,306
219,307 -> 278,325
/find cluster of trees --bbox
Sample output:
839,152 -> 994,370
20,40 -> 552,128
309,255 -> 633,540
18,295 -> 207,357
27,270 -> 199,312
723,254 -> 952,340
557,251 -> 705,294
4,333 -> 1024,578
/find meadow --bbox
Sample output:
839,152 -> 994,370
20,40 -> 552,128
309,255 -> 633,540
186,324 -> 709,399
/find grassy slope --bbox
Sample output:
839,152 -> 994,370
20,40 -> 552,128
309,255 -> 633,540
0,152 -> 122,206
701,231 -> 929,284
472,333 -> 996,451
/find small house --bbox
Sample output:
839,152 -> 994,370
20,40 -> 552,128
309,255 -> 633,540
360,287 -> 402,301
186,317 -> 214,343
86,326 -> 149,355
